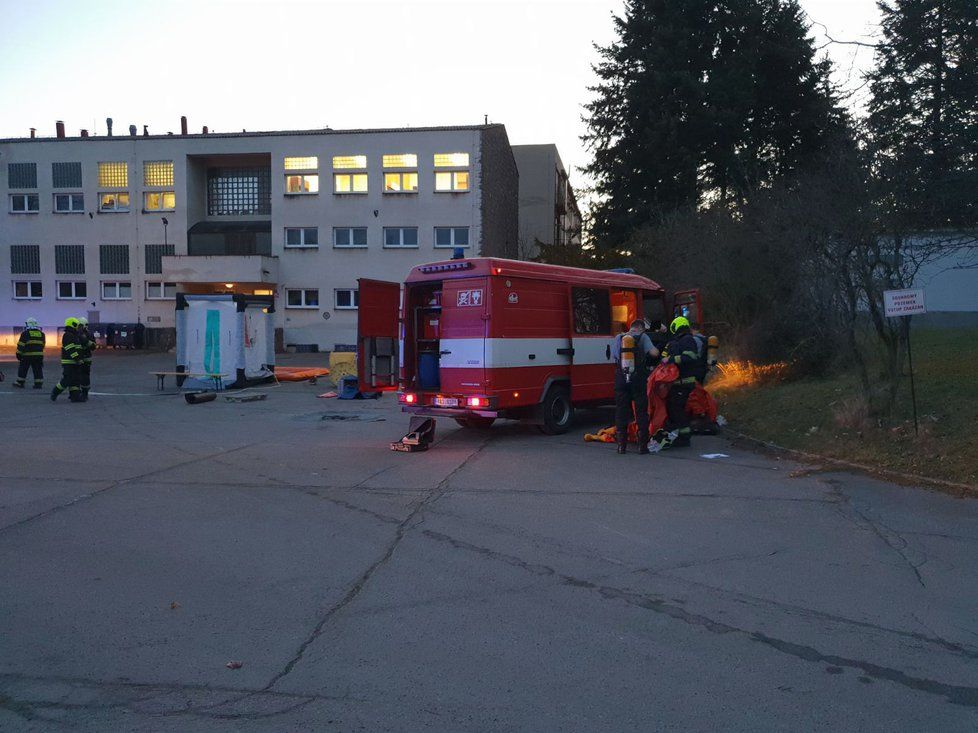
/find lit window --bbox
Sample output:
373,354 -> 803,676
383,227 -> 419,248
285,174 -> 319,194
9,194 -> 39,213
285,227 -> 319,248
335,288 -> 359,310
54,193 -> 85,213
99,192 -> 131,212
143,191 -> 176,211
285,288 -> 319,308
332,155 -> 366,169
383,154 -> 418,168
434,153 -> 469,167
146,281 -> 177,300
285,156 -> 319,171
434,226 -> 470,248
143,161 -> 174,187
13,281 -> 43,299
384,172 -> 418,193
334,173 -> 368,193
435,171 -> 469,192
98,162 -> 128,188
334,227 -> 368,248
57,281 -> 87,300
101,281 -> 132,300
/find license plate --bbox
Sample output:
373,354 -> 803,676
434,396 -> 458,407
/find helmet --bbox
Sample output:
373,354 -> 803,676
64,317 -> 79,328
78,317 -> 88,326
25,318 -> 39,329
669,316 -> 690,334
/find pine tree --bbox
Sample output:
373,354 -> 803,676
582,0 -> 845,251
867,0 -> 978,228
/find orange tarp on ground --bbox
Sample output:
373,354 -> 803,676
275,366 -> 330,382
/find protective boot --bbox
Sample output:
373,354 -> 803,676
50,386 -> 61,402
638,431 -> 650,454
616,442 -> 627,455
13,380 -> 25,388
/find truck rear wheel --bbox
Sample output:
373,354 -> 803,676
454,416 -> 496,429
538,384 -> 573,435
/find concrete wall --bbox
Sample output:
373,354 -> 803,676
511,143 -> 582,259
478,125 -> 520,259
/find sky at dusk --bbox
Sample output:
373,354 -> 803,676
0,0 -> 882,203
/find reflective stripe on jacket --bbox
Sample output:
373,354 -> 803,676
16,328 -> 45,358
61,328 -> 84,365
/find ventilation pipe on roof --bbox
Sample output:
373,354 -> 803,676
106,117 -> 113,136
30,128 -> 36,138
129,125 -> 137,136
202,125 -> 209,134
143,125 -> 149,136
180,116 -> 188,135
55,121 -> 65,138
80,129 -> 89,138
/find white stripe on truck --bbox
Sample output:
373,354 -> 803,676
438,337 -> 614,369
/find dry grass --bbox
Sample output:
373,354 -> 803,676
711,328 -> 978,487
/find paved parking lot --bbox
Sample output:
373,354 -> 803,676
1,352 -> 977,731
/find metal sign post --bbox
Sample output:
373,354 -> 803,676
883,288 -> 926,436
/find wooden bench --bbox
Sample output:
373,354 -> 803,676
150,371 -> 229,391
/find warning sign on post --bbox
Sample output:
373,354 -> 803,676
883,288 -> 926,317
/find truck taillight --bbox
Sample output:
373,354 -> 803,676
400,393 -> 417,404
467,396 -> 489,408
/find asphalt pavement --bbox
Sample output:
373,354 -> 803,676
1,352 -> 977,731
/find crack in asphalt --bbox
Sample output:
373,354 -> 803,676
0,441 -> 262,534
419,528 -> 978,708
260,434 -> 495,693
824,479 -> 928,588
0,672 -> 354,724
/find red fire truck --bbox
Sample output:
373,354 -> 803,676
358,258 -> 700,434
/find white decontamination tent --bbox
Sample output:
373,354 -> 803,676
175,294 -> 275,389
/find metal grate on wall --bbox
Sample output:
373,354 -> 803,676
144,244 -> 175,274
55,245 -> 85,274
143,161 -> 174,187
8,163 -> 37,189
99,245 -> 130,274
10,245 -> 41,274
52,162 -> 82,188
206,167 -> 271,216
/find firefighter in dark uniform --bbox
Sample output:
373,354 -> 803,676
77,317 -> 96,401
612,319 -> 659,454
51,317 -> 84,403
656,316 -> 700,448
14,318 -> 45,389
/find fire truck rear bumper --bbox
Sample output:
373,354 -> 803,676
401,405 -> 499,419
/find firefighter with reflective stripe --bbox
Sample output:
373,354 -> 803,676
611,319 -> 659,454
654,316 -> 700,448
51,317 -> 84,403
77,317 -> 96,401
14,318 -> 45,389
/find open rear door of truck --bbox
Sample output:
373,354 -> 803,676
358,278 -> 401,393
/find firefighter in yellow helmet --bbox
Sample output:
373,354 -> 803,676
611,319 -> 659,454
652,316 -> 699,449
51,317 -> 84,403
77,317 -> 96,401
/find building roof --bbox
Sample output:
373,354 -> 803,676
405,257 -> 663,292
0,124 -> 504,145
